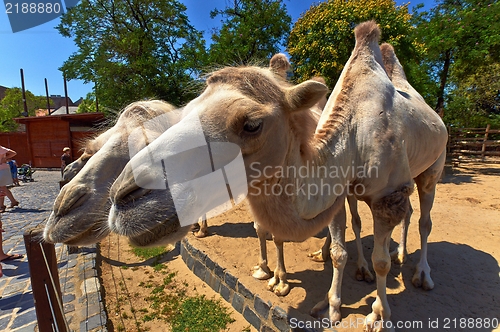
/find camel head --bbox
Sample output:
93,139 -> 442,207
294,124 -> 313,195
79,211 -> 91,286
43,100 -> 178,245
108,66 -> 328,247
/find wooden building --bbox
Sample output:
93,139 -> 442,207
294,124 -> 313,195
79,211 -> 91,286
0,113 -> 105,168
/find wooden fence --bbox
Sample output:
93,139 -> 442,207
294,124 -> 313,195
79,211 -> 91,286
447,124 -> 500,160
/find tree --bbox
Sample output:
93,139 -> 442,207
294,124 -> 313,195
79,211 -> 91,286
0,88 -> 47,132
57,0 -> 207,111
413,0 -> 500,120
288,0 -> 421,88
76,92 -> 98,114
208,0 -> 292,66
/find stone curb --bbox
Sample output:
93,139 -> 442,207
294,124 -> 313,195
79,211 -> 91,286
60,244 -> 108,332
179,238 -> 332,332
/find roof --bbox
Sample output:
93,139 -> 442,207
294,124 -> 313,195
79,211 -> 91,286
15,112 -> 106,127
51,106 -> 79,115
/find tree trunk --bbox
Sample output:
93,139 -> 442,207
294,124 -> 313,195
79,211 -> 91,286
435,49 -> 452,118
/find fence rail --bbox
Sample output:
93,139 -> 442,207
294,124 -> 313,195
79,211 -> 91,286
447,124 -> 500,160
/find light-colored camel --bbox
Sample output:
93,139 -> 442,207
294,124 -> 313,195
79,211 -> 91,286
43,100 -> 181,245
108,21 -> 447,330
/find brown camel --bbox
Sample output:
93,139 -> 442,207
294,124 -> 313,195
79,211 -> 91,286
108,21 -> 447,330
43,100 -> 180,245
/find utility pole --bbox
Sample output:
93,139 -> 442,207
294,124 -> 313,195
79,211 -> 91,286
45,78 -> 51,115
20,68 -> 28,116
63,74 -> 69,114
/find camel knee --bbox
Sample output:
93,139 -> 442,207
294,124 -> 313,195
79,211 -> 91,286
330,244 -> 348,268
372,258 -> 391,276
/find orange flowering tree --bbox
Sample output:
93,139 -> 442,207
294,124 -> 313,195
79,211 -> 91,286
288,0 -> 421,89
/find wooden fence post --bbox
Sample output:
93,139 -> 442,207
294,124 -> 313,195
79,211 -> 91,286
481,124 -> 491,161
23,228 -> 68,332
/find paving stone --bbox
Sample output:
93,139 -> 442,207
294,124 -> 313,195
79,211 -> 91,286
10,308 -> 37,329
63,293 -> 76,303
192,259 -> 207,280
243,306 -> 261,330
254,295 -> 271,319
232,292 -> 244,313
0,315 -> 11,330
272,306 -> 290,332
225,272 -> 238,291
80,312 -> 106,331
237,280 -> 254,300
219,283 -> 233,303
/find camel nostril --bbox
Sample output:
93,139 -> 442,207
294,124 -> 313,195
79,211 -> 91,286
116,186 -> 152,205
55,184 -> 91,216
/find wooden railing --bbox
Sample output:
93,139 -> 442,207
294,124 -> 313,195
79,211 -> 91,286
447,124 -> 500,160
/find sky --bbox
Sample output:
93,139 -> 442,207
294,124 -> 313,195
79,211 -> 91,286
0,0 -> 436,102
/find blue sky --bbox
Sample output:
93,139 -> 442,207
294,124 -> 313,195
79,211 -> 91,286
0,0 -> 436,102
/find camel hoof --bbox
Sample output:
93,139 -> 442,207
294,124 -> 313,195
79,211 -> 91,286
310,299 -> 329,318
390,249 -> 406,265
364,313 -> 395,332
266,277 -> 290,296
308,249 -> 328,262
194,230 -> 208,238
252,266 -> 271,280
356,266 -> 374,283
412,270 -> 434,290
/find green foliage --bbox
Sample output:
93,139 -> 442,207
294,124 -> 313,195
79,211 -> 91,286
288,0 -> 420,88
171,295 -> 235,332
76,92 -> 98,113
413,0 -> 500,119
208,0 -> 292,66
130,245 -> 167,260
58,0 -> 207,111
0,88 -> 48,132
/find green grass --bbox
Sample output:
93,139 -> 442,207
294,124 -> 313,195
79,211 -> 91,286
131,246 -> 167,260
128,244 -> 233,331
171,295 -> 235,332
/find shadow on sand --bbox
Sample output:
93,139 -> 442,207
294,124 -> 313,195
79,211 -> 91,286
289,237 -> 499,331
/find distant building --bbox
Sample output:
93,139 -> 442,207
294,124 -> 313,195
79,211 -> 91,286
0,85 -> 8,100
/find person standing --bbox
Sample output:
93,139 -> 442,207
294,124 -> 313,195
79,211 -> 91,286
61,147 -> 72,177
7,159 -> 19,186
0,146 -> 19,213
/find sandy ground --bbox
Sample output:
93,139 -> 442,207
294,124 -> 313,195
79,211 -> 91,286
100,160 -> 500,331
188,161 -> 500,331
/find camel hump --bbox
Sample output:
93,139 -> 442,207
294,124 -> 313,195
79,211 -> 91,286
269,53 -> 291,79
354,20 -> 381,46
380,43 -> 397,80
380,42 -> 410,84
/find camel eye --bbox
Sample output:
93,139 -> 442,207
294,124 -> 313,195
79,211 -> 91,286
243,119 -> 263,134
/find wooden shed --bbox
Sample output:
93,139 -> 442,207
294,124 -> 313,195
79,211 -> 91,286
4,113 -> 106,168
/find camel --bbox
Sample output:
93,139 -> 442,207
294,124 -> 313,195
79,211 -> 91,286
43,100 -> 181,245
107,21 -> 447,330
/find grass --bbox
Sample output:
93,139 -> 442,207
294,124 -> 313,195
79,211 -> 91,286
131,246 -> 168,260
127,244 -> 234,331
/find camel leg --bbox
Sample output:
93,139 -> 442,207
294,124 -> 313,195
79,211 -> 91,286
267,237 -> 290,296
193,214 -> 209,238
411,151 -> 444,290
308,229 -> 330,262
348,195 -> 373,282
252,222 -> 272,280
365,187 -> 412,332
310,203 -> 347,323
390,202 -> 412,264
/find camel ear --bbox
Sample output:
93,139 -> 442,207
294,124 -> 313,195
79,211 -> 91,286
284,80 -> 328,112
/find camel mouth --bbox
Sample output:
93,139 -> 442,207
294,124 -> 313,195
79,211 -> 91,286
108,188 -> 185,247
44,214 -> 109,245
